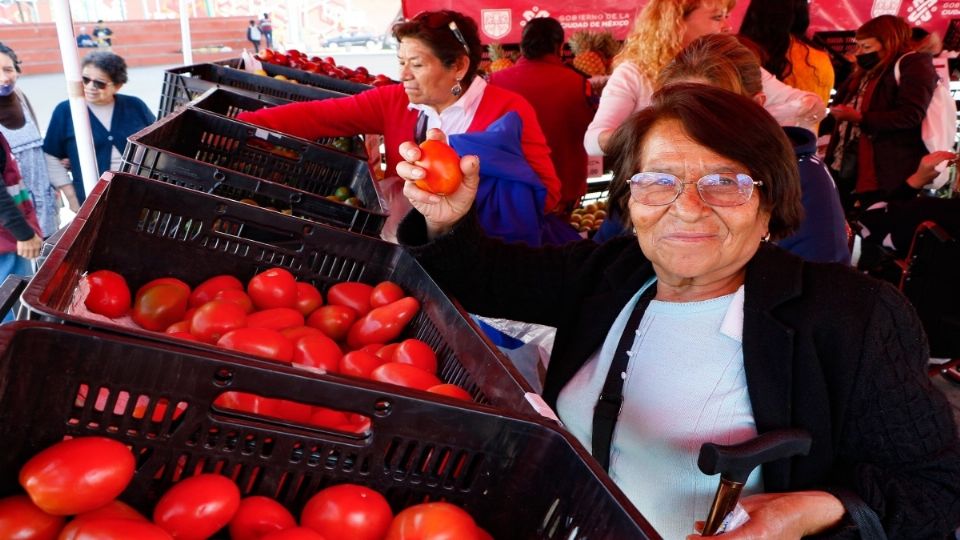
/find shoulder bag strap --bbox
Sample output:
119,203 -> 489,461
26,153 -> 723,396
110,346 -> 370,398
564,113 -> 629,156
591,283 -> 657,471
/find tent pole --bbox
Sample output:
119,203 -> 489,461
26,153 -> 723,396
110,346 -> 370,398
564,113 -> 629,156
180,0 -> 194,64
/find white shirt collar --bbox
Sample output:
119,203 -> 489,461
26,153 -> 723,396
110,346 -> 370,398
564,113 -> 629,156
407,77 -> 486,135
719,285 -> 746,343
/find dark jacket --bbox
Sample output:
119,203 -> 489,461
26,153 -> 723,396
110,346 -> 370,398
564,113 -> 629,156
826,52 -> 937,194
779,127 -> 850,264
399,211 -> 960,539
0,133 -> 40,253
489,56 -> 595,210
42,94 -> 155,203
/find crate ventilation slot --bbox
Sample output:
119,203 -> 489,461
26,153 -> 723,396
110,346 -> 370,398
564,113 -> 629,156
383,438 -> 483,492
136,208 -> 203,241
69,383 -> 188,438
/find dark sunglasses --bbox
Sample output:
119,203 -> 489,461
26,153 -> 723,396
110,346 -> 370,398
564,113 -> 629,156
81,76 -> 111,90
419,12 -> 470,54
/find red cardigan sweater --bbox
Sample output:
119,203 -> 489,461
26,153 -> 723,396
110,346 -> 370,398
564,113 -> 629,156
237,83 -> 561,212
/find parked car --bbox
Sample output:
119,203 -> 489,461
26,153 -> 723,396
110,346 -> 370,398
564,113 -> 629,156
321,32 -> 383,49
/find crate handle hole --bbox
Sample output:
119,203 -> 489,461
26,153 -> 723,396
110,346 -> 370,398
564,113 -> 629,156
374,399 -> 392,417
212,170 -> 226,182
212,391 -> 371,439
213,368 -> 234,386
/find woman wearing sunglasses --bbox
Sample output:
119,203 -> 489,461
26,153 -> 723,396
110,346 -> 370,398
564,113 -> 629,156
394,84 -> 960,538
42,51 -> 155,204
237,10 -> 562,241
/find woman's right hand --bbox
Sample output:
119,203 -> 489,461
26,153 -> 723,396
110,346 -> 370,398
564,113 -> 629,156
398,128 -> 480,239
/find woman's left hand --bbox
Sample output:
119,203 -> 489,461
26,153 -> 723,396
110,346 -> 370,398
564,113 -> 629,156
686,491 -> 845,539
829,105 -> 862,124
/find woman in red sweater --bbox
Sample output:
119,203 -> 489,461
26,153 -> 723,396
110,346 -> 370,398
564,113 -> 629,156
237,10 -> 562,237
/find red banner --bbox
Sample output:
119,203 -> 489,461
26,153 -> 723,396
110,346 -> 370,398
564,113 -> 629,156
401,0 -> 958,44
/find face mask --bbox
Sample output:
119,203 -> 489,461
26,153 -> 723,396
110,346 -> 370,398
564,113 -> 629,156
0,84 -> 13,97
856,51 -> 881,70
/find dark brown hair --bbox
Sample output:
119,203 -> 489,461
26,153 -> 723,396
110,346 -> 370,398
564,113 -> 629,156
393,10 -> 483,88
607,83 -> 803,239
855,14 -> 912,76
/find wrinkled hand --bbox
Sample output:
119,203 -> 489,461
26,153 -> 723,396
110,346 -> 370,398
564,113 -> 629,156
918,150 -> 957,175
829,104 -> 861,124
60,158 -> 71,170
686,491 -> 845,540
398,128 -> 480,239
16,234 -> 42,260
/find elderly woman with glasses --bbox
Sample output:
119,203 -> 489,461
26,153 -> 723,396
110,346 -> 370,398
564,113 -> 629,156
394,84 -> 960,539
43,51 -> 155,204
237,10 -> 562,240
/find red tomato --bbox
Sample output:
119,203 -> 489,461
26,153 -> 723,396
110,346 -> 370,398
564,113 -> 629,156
309,406 -> 351,430
229,496 -> 297,540
269,398 -> 314,424
135,277 -> 190,301
84,270 -> 131,318
217,327 -> 294,362
376,343 -> 400,361
339,350 -> 388,379
248,268 -> 299,310
385,502 -> 478,540
153,474 -> 241,540
168,330 -> 201,342
132,283 -> 189,331
295,283 -> 324,316
416,140 -> 463,195
59,501 -> 148,540
301,484 -> 392,540
68,519 -> 173,540
393,339 -> 438,374
165,320 -> 190,334
370,281 -> 405,308
346,297 -> 420,350
281,325 -> 324,341
214,391 -> 276,416
370,363 -> 442,391
426,384 -> 472,401
326,282 -> 373,316
476,527 -> 494,540
246,307 -> 305,331
0,495 -> 64,540
189,274 -> 244,308
214,288 -> 255,313
293,335 -> 342,372
190,300 -> 247,343
306,305 -> 357,342
261,527 -> 328,540
19,437 -> 135,515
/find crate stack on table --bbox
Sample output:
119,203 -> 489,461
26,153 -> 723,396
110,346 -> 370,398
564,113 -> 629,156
0,56 -> 661,539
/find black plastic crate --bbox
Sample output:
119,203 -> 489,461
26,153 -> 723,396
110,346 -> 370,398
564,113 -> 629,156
188,87 -> 367,159
121,107 -> 387,236
216,57 -> 376,96
158,62 -> 348,118
0,322 -> 658,539
22,173 -> 533,416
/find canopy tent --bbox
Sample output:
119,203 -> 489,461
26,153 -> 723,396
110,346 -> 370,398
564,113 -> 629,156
400,0 -> 958,44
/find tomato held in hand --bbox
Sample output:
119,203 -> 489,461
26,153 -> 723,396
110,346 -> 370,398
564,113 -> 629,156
84,270 -> 131,318
189,274 -> 244,308
190,300 -> 247,343
326,282 -> 373,316
0,495 -> 64,540
416,139 -> 463,196
301,484 -> 392,540
346,297 -> 420,350
385,502 -> 479,540
306,305 -> 358,342
153,473 -> 241,540
19,436 -> 135,515
393,338 -> 438,374
132,283 -> 189,331
68,519 -> 172,540
370,362 -> 442,391
248,268 -> 299,310
370,281 -> 405,308
217,327 -> 294,362
229,496 -> 297,540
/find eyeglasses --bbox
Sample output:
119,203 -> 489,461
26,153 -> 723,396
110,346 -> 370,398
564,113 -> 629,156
628,172 -> 763,207
81,76 -> 112,90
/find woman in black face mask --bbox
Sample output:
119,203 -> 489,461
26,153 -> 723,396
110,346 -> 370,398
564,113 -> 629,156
824,15 -> 938,213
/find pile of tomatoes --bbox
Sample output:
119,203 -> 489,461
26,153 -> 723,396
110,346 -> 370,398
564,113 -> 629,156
3,436 -> 492,539
80,268 -> 472,428
255,48 -> 393,88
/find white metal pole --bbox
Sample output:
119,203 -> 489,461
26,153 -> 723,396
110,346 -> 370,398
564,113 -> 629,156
179,0 -> 193,65
51,0 -> 100,198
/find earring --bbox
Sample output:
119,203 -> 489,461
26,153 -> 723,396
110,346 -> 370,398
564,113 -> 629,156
762,232 -> 771,242
451,79 -> 463,97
